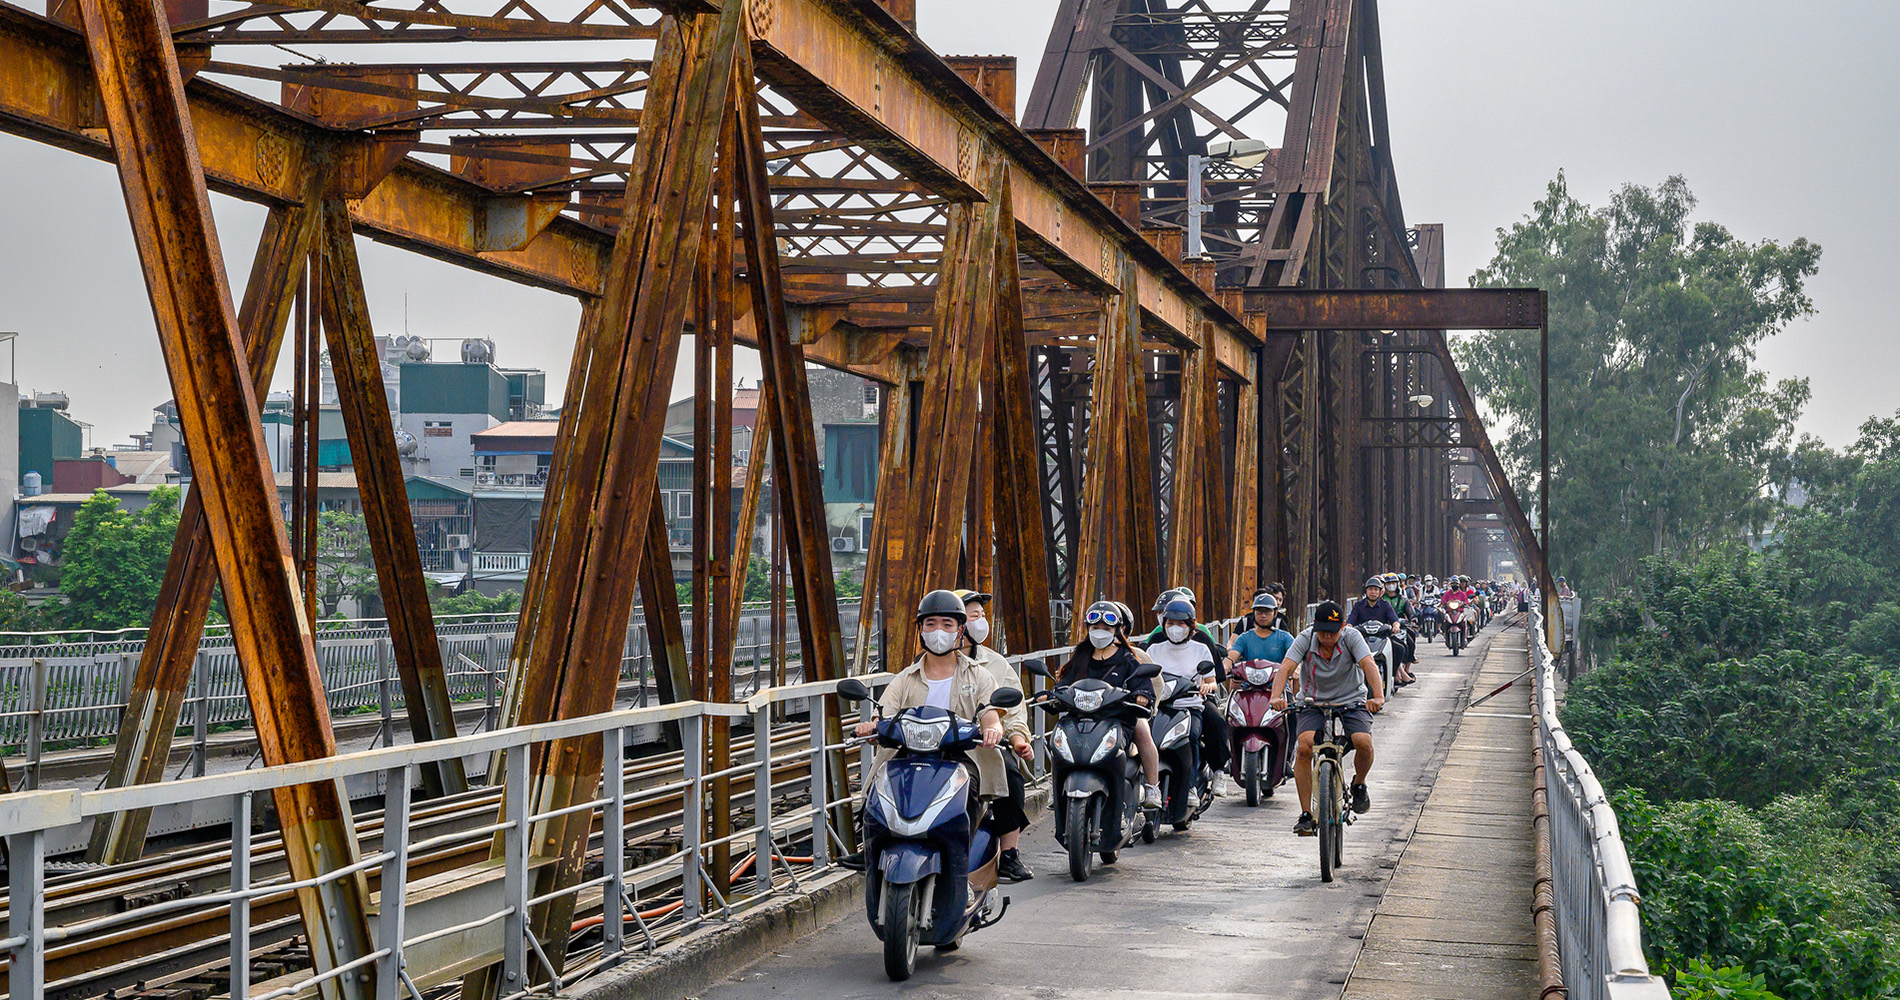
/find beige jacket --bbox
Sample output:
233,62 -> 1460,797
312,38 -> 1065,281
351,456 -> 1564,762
970,644 -> 1030,745
872,653 -> 1008,797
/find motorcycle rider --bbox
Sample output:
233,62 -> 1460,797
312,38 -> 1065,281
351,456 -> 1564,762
1060,600 -> 1164,808
1140,597 -> 1227,805
1380,573 -> 1418,685
1349,577 -> 1400,632
955,590 -> 1036,884
1227,592 -> 1294,688
1270,600 -> 1385,836
843,590 -> 1008,870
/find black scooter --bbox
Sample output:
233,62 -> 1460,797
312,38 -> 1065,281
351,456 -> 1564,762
1146,662 -> 1216,837
836,678 -> 1024,981
1025,659 -> 1162,882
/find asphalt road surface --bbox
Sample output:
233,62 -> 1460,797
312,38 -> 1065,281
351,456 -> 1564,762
696,620 -> 1513,1000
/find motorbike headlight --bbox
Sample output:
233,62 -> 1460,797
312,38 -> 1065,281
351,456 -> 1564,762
1048,728 -> 1074,762
1088,726 -> 1120,763
1246,665 -> 1275,687
1162,716 -> 1192,747
1072,688 -> 1105,713
897,717 -> 951,752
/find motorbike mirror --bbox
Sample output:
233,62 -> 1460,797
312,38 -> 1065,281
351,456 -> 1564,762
835,677 -> 872,702
1196,660 -> 1216,675
1019,658 -> 1053,679
1131,662 -> 1163,680
988,687 -> 1024,709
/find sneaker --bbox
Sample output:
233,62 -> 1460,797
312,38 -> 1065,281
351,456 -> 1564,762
1293,812 -> 1317,836
1211,773 -> 1231,797
837,851 -> 866,871
997,849 -> 1034,883
1351,783 -> 1372,815
1141,783 -> 1163,809
1184,788 -> 1200,812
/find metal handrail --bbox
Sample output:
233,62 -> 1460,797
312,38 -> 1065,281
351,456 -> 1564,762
1531,604 -> 1670,999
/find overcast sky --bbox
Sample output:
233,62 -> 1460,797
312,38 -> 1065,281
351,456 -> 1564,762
2,0 -> 1894,448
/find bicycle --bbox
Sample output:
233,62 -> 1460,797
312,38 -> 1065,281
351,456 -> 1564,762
1309,704 -> 1361,883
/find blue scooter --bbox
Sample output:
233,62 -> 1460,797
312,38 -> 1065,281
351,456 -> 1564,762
836,677 -> 1023,982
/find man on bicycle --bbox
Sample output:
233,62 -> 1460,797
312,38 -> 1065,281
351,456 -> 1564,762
1269,600 -> 1385,836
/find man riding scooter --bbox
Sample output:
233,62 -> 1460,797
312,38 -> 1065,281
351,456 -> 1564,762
1225,592 -> 1295,805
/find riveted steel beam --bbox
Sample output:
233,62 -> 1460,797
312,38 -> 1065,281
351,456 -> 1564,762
70,0 -> 376,988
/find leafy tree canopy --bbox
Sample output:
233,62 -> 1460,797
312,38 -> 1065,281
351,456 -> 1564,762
58,487 -> 184,630
1461,173 -> 1820,594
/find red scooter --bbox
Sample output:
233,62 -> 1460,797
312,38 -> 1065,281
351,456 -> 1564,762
1443,597 -> 1470,656
1225,659 -> 1292,806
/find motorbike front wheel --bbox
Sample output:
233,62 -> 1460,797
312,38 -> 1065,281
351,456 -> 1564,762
1067,801 -> 1095,883
882,881 -> 922,981
1244,751 -> 1263,807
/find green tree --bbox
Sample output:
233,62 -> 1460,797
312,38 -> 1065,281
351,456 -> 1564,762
0,589 -> 58,632
314,509 -> 379,618
430,587 -> 521,617
57,487 -> 184,629
1461,173 -> 1820,593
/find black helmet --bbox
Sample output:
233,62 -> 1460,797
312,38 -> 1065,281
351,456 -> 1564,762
1250,592 -> 1280,612
1150,588 -> 1183,613
1161,598 -> 1195,622
915,589 -> 967,625
1364,576 -> 1383,590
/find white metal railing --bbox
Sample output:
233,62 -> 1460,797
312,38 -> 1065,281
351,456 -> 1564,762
1532,605 -> 1670,1000
0,607 -> 869,786
0,643 -> 1069,1000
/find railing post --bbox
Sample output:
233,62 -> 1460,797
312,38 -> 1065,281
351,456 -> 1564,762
753,703 -> 773,891
682,712 -> 705,923
377,765 -> 411,999
191,649 -> 209,777
7,829 -> 44,999
808,699 -> 829,867
483,633 -> 500,731
26,657 -> 45,790
502,744 -> 529,992
230,791 -> 252,999
603,728 -> 626,957
378,637 -> 395,748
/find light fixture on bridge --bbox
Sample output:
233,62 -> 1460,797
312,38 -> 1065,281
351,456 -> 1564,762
1408,393 -> 1434,407
1186,139 -> 1274,259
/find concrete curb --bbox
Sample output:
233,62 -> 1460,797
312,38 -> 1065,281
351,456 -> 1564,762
569,780 -> 1052,999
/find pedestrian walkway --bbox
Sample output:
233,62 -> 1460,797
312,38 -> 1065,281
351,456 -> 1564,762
1342,621 -> 1538,999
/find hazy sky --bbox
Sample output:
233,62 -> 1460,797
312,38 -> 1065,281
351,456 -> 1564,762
2,0 -> 1894,448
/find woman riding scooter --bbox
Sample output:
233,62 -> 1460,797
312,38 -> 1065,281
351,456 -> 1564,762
1060,600 -> 1164,808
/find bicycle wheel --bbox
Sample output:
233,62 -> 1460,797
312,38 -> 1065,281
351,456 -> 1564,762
1316,757 -> 1337,883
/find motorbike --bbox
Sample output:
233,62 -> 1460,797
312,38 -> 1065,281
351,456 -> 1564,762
1356,620 -> 1398,696
1443,597 -> 1469,655
836,677 -> 1025,981
1025,659 -> 1163,883
1226,658 -> 1292,806
1416,596 -> 1442,643
1145,662 -> 1216,837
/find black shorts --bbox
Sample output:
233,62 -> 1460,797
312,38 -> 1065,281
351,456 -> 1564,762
989,760 -> 1030,833
1295,706 -> 1373,743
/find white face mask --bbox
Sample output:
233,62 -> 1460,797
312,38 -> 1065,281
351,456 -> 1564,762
1165,624 -> 1191,643
920,628 -> 958,655
1088,628 -> 1115,649
965,618 -> 990,644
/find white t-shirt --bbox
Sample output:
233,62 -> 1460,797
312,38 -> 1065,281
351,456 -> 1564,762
922,674 -> 955,710
1145,637 -> 1208,709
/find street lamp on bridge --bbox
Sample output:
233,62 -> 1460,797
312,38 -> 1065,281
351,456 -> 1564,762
1186,139 -> 1272,259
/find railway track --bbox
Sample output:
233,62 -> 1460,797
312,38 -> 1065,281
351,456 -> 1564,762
0,724 -> 836,1000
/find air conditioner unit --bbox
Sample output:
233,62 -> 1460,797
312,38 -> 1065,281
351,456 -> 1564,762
445,534 -> 471,549
830,536 -> 856,553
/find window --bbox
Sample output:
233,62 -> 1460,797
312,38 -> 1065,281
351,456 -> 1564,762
859,512 -> 874,542
423,420 -> 455,438
676,490 -> 692,520
864,383 -> 879,404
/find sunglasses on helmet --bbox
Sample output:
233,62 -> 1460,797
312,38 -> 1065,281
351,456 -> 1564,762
1083,608 -> 1123,626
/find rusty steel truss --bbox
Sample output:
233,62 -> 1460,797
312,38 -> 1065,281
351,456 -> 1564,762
0,0 -> 1546,993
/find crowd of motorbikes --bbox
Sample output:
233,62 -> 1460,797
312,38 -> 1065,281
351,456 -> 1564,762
835,580 -> 1517,980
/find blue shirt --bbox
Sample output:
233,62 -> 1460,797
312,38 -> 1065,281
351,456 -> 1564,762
1230,627 -> 1293,665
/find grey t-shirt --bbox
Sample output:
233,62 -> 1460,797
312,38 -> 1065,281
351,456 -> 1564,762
1285,627 -> 1372,706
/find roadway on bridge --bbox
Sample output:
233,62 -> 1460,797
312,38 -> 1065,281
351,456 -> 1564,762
698,622 -> 1521,1000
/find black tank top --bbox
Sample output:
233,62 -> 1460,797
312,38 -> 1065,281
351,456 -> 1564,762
1064,644 -> 1142,689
